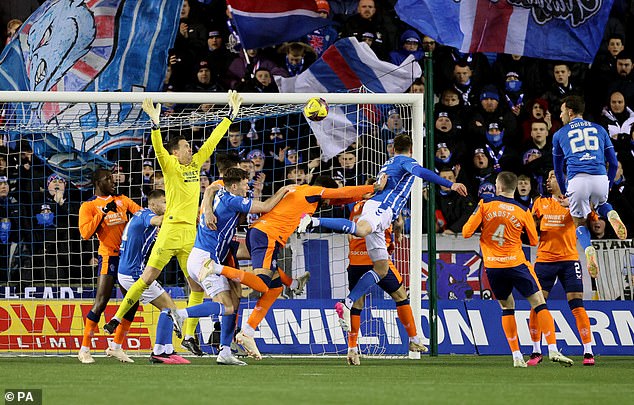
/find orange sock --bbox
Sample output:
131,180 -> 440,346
221,266 -> 269,293
396,304 -> 417,337
114,319 -> 132,346
247,287 -> 283,330
536,308 -> 557,345
348,314 -> 361,348
528,309 -> 541,343
572,307 -> 592,344
501,314 -> 520,352
81,319 -> 98,348
277,268 -> 293,287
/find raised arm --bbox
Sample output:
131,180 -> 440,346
404,161 -> 468,196
321,185 -> 374,205
250,185 -> 296,213
194,91 -> 243,165
143,98 -> 171,169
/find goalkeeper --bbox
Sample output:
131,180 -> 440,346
104,91 -> 243,349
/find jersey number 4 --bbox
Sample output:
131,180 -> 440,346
491,224 -> 505,246
568,127 -> 599,153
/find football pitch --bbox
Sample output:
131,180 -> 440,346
1,355 -> 633,405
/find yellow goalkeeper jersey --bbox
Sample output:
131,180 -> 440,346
152,117 -> 231,225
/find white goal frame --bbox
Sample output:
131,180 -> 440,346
0,91 -> 425,358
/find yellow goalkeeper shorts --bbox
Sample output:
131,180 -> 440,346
147,224 -> 196,278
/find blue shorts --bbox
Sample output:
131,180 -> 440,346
97,255 -> 119,277
348,263 -> 402,294
534,261 -> 583,294
247,228 -> 282,271
486,263 -> 540,300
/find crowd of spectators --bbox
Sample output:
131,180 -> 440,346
2,0 -> 634,288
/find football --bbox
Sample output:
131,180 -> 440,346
303,97 -> 329,121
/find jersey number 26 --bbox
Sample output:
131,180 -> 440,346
568,127 -> 599,154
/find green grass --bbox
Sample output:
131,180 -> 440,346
1,356 -> 633,405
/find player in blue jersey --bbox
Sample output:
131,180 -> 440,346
298,134 -> 468,329
181,168 -> 294,365
552,95 -> 627,278
117,190 -> 225,364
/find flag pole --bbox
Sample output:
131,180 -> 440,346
423,50 -> 438,357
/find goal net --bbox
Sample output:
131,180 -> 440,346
0,92 -> 424,357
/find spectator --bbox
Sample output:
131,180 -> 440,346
336,150 -> 364,185
204,29 -> 235,85
236,67 -> 279,93
514,174 -> 535,209
431,168 -> 475,235
380,108 -> 406,140
469,86 -> 519,146
503,72 -> 525,117
0,176 -> 23,283
304,0 -> 338,57
599,90 -> 634,139
466,147 -> 496,197
226,48 -> 285,89
588,33 -> 626,115
286,165 -> 308,185
451,62 -> 480,107
519,97 -> 559,142
491,54 -> 544,98
340,0 -> 397,60
608,51 -> 634,107
521,120 -> 552,195
389,29 -> 423,66
588,215 -> 616,239
543,62 -> 583,121
278,42 -> 316,77
477,122 -> 521,174
173,0 -> 207,58
408,77 -> 424,94
218,123 -> 248,157
187,60 -> 224,92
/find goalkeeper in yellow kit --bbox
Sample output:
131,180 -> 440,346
104,91 -> 243,355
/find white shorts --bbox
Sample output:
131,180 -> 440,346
187,247 -> 230,298
358,199 -> 393,261
566,173 -> 609,218
118,274 -> 165,305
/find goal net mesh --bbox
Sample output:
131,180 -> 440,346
0,96 -> 419,357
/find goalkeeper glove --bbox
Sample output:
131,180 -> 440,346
228,90 -> 243,120
142,98 -> 161,127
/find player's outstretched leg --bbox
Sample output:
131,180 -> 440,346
607,210 -> 628,240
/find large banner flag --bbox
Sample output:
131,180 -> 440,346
227,0 -> 331,49
395,0 -> 615,63
0,0 -> 182,186
276,37 -> 421,159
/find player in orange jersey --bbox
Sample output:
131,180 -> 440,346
345,188 -> 427,366
528,170 -> 595,366
234,175 -> 383,359
77,168 -> 141,363
462,171 -> 573,367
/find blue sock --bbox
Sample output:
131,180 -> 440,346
156,311 -> 172,345
317,218 -> 357,235
576,226 -> 592,250
597,203 -> 614,217
220,314 -> 237,347
348,270 -> 381,302
186,301 -> 223,318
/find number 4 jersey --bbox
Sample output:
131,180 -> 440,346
552,117 -> 614,180
462,196 -> 538,268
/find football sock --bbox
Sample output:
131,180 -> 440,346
576,226 -> 592,250
570,300 -> 592,353
112,318 -> 132,350
315,218 -> 357,235
184,301 -> 224,318
221,266 -> 269,292
277,268 -> 293,287
81,311 -> 99,350
349,309 -> 362,348
183,291 -> 204,338
114,278 -> 149,320
501,310 -> 520,352
596,202 -> 614,218
396,300 -> 417,337
348,270 -> 381,302
154,311 -> 172,354
528,309 -> 541,353
534,304 -> 557,346
247,286 -> 283,330
221,314 -> 237,348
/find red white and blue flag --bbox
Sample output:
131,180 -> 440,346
227,0 -> 330,49
395,0 -> 614,63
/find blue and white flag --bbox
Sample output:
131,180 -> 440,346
0,0 -> 182,187
227,0 -> 331,49
395,0 -> 614,63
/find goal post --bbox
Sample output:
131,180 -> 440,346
0,91 -> 427,357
